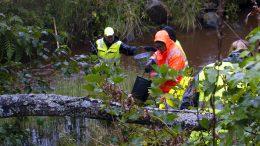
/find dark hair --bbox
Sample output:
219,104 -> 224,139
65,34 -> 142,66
161,25 -> 176,41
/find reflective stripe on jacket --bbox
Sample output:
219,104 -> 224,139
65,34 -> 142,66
96,38 -> 122,64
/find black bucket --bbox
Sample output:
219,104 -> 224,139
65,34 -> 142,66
131,76 -> 151,102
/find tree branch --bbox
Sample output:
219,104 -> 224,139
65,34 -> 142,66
0,94 -> 213,130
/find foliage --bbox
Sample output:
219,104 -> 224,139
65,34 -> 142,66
0,12 -> 76,94
225,0 -> 240,21
0,117 -> 30,145
0,0 -> 44,27
166,0 -> 203,31
148,65 -> 193,107
43,0 -> 147,42
1,0 -> 250,42
83,58 -> 126,102
190,27 -> 260,145
0,13 -> 51,63
0,61 -> 52,94
81,28 -> 260,145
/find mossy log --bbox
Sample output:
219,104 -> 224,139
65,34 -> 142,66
0,94 -> 213,129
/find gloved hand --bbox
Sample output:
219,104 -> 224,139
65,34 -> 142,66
143,46 -> 156,52
145,59 -> 156,73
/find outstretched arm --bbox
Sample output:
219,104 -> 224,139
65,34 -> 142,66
119,43 -> 138,56
143,46 -> 157,52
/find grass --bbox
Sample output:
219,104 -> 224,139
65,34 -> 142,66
119,70 -> 138,93
51,75 -> 87,97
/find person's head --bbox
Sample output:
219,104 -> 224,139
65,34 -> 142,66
154,30 -> 172,53
230,39 -> 249,53
104,27 -> 115,43
162,26 -> 176,42
224,39 -> 249,63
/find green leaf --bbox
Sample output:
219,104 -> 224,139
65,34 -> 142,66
5,40 -> 15,60
205,67 -> 218,84
228,72 -> 244,88
153,111 -> 163,117
230,108 -> 248,121
144,100 -> 155,105
201,80 -> 215,93
166,113 -> 177,121
246,27 -> 260,39
168,69 -> 178,78
82,83 -> 95,91
159,65 -> 168,77
149,87 -> 162,96
248,32 -> 260,44
111,75 -> 124,84
9,15 -> 23,24
151,78 -> 166,85
84,74 -> 103,83
239,50 -> 250,58
252,62 -> 260,71
128,112 -> 140,120
240,56 -> 254,68
199,118 -> 210,129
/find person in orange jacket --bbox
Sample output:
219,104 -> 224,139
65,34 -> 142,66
145,30 -> 187,108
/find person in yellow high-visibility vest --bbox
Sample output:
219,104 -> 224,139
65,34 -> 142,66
180,39 -> 249,110
182,40 -> 249,144
92,27 -> 143,66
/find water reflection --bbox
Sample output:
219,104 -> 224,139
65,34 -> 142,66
0,117 -> 110,146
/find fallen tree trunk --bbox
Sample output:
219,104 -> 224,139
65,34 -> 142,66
0,94 -> 213,129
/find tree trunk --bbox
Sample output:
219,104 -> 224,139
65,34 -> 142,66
0,94 -> 213,130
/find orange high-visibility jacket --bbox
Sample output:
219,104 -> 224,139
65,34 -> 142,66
150,30 -> 186,93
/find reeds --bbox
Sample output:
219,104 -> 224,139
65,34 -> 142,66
52,75 -> 86,97
166,0 -> 203,31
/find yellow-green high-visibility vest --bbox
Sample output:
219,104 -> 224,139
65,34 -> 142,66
96,38 -> 122,65
176,40 -> 189,67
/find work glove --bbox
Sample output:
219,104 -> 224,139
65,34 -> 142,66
145,59 -> 156,73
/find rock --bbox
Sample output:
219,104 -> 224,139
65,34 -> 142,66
203,12 -> 219,28
146,0 -> 168,25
